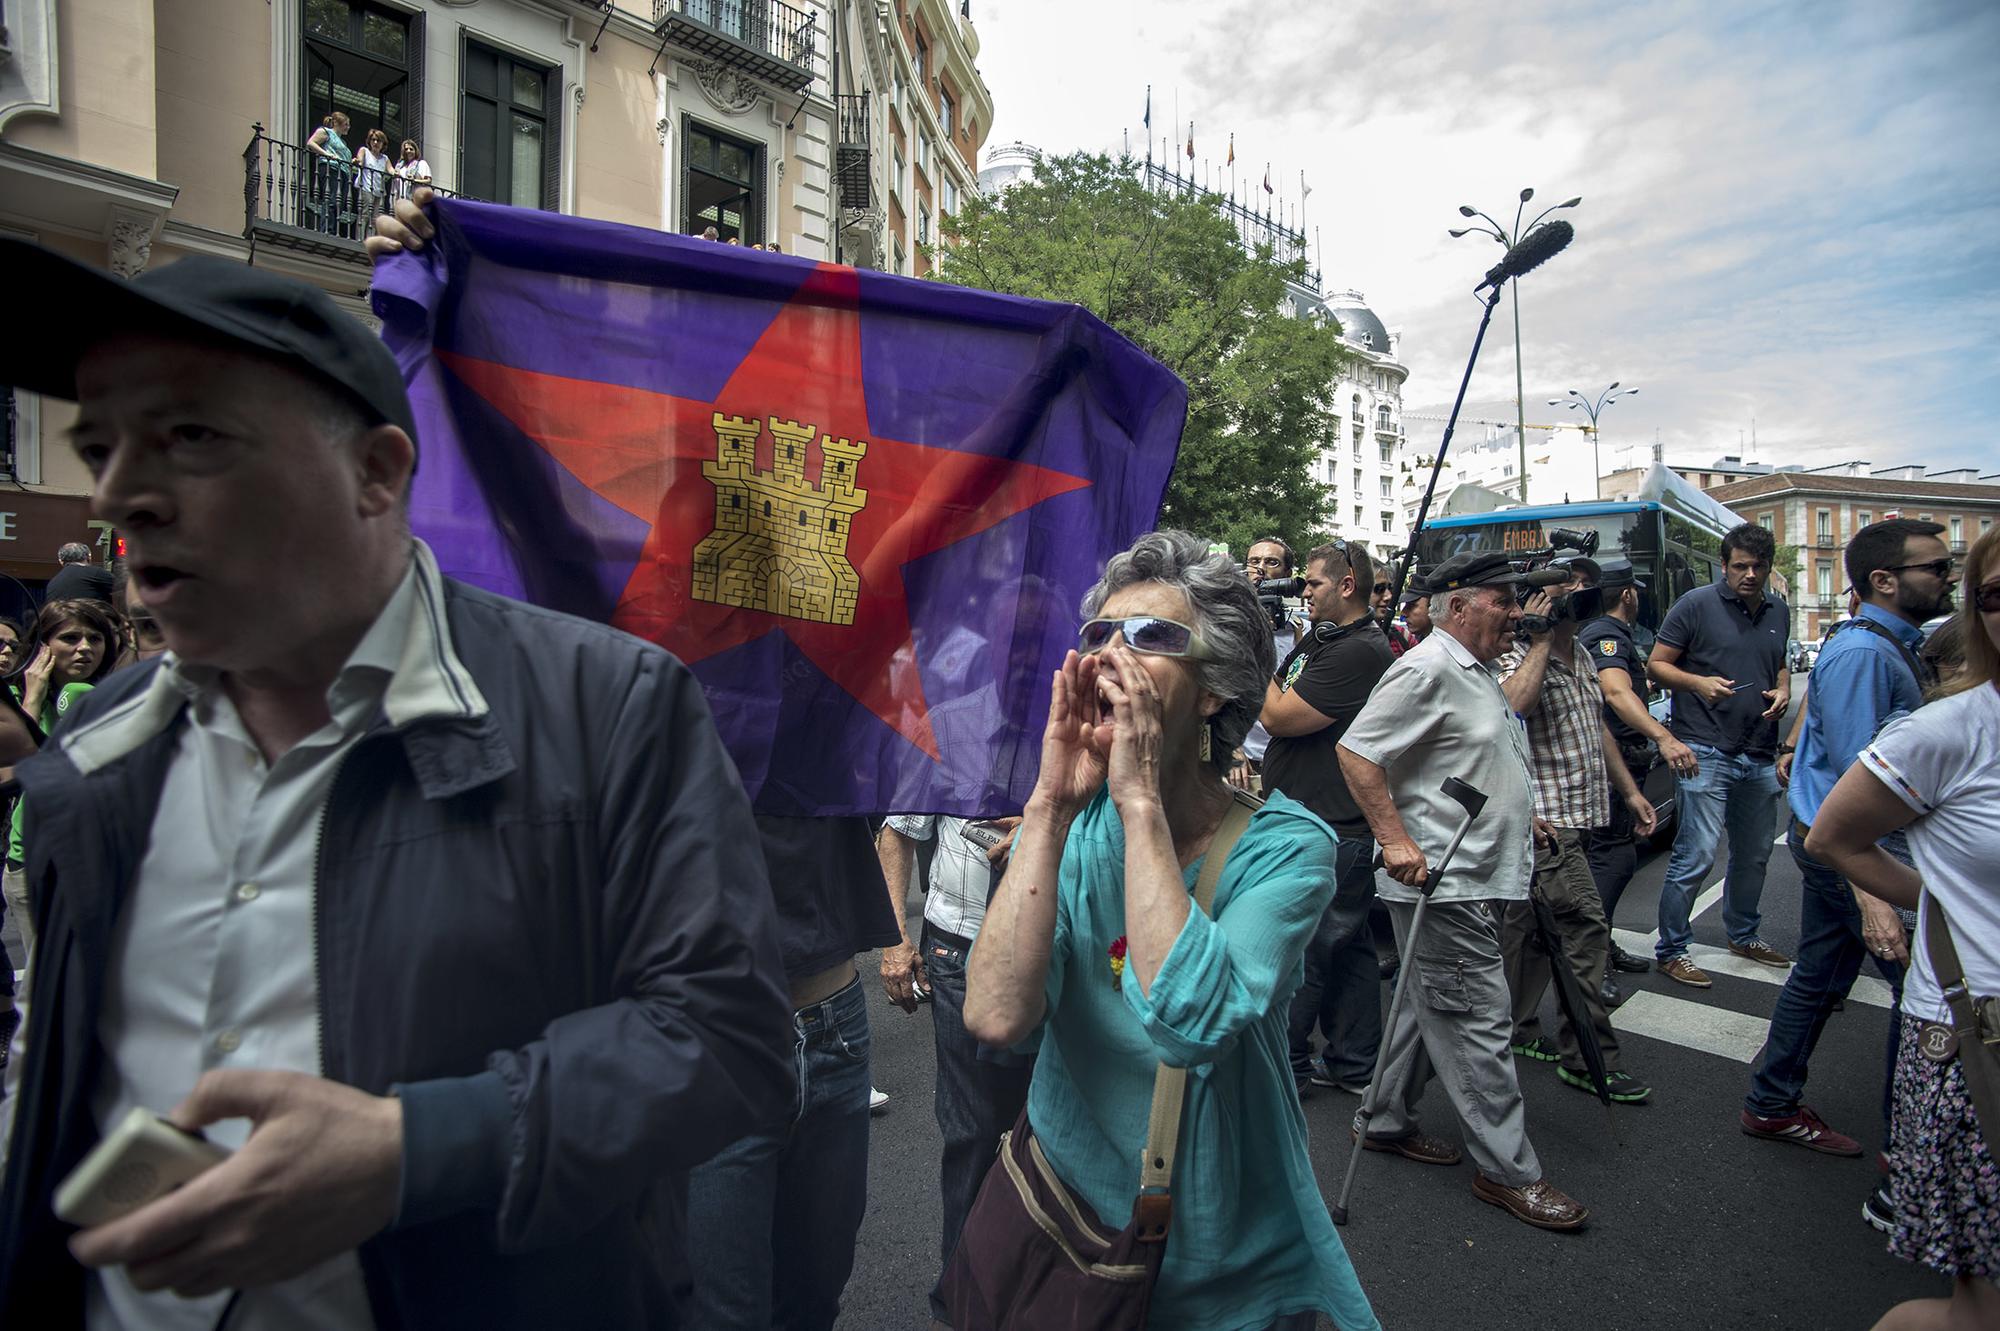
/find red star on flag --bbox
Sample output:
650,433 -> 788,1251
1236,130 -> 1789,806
435,263 -> 1092,758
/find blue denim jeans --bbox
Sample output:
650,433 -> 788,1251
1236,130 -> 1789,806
921,921 -> 1034,1323
1287,832 -> 1381,1087
1656,744 -> 1778,960
684,975 -> 873,1331
1745,825 -> 1905,1125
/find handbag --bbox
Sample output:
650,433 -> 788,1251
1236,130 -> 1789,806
1918,894 -> 2000,1162
940,791 -> 1260,1331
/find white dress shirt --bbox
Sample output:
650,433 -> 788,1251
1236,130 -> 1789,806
83,564 -> 428,1330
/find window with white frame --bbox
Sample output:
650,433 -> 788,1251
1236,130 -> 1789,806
1381,511 -> 1393,533
940,87 -> 955,139
939,176 -> 958,216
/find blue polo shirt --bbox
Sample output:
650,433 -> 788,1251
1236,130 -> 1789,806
1655,580 -> 1789,760
1789,603 -> 1928,827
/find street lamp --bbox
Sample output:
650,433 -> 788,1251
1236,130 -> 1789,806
1451,187 -> 1581,502
1548,384 -> 1638,499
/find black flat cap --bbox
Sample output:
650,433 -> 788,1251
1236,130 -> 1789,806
1425,551 -> 1534,591
0,238 -> 417,448
1594,557 -> 1646,590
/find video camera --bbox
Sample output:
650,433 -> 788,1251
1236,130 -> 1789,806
1255,576 -> 1305,633
1511,526 -> 1605,635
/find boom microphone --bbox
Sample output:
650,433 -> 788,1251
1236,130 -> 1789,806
1478,219 -> 1574,290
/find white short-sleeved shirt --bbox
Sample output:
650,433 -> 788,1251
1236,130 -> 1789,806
1860,684 -> 2000,1025
1339,628 -> 1535,904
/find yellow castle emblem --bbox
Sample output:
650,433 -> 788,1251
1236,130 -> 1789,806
692,412 -> 869,625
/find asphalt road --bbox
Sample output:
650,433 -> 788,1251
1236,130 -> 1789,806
847,750 -> 1939,1327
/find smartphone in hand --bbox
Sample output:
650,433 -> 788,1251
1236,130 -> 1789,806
55,1106 -> 231,1228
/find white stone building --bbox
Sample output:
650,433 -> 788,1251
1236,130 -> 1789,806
1288,288 -> 1415,563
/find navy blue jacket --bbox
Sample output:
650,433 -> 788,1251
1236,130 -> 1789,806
0,575 -> 795,1327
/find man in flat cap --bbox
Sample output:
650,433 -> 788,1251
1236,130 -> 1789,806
0,241 -> 794,1328
1337,551 -> 1589,1231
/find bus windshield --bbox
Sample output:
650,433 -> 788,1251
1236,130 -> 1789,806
1411,510 -> 1656,568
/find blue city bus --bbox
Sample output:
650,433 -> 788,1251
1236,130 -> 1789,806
1406,464 -> 1766,830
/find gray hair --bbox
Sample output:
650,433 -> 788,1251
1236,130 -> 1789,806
1080,529 -> 1274,773
56,542 -> 91,565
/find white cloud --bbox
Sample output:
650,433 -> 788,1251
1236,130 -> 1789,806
972,0 -> 2000,476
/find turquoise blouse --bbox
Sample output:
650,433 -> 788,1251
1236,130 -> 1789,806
1022,789 -> 1380,1331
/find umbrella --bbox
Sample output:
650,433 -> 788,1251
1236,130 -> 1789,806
1527,887 -> 1613,1105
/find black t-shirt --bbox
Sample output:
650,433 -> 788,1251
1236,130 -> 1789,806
754,814 -> 901,982
1654,582 -> 1788,759
45,564 -> 114,604
1578,613 -> 1645,746
1260,618 -> 1394,836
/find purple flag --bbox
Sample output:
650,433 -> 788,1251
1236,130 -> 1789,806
371,200 -> 1186,816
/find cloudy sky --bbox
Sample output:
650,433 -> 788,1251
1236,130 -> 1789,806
970,0 -> 1999,477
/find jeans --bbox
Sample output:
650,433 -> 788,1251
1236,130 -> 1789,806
921,921 -> 1034,1323
1656,744 -> 1778,960
1287,833 -> 1381,1087
1745,825 -> 1905,1127
684,975 -> 873,1331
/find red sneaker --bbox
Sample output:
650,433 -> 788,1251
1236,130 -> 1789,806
1739,1105 -> 1863,1156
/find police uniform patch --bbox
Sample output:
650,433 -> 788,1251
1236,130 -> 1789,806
1600,638 -> 1618,656
1283,654 -> 1307,690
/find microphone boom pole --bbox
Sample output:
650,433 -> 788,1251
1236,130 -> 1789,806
1386,222 -> 1575,610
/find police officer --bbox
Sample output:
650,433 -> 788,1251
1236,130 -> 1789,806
1578,558 -> 1698,1001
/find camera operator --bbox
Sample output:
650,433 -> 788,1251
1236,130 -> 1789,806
1231,537 -> 1302,790
1578,558 -> 1697,998
1496,559 -> 1657,1104
1260,541 -> 1395,1096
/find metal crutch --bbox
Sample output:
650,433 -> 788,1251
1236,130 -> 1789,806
1329,775 -> 1489,1226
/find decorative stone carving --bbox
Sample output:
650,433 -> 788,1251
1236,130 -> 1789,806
657,116 -> 672,146
106,209 -> 157,280
689,58 -> 762,116
574,83 -> 586,111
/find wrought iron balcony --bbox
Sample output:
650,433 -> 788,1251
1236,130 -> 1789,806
654,0 -> 817,93
1814,533 -> 1835,548
836,93 -> 872,211
1952,539 -> 1968,553
243,127 -> 465,260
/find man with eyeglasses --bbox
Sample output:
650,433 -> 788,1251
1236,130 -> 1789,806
1743,519 -> 1955,1181
1259,539 -> 1395,1097
1372,566 -> 1416,657
1234,537 -> 1300,790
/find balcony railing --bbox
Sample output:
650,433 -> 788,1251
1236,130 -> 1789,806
836,93 -> 871,211
1375,421 -> 1401,438
1814,533 -> 1835,548
654,0 -> 817,93
243,127 -> 465,259
1952,539 -> 1968,553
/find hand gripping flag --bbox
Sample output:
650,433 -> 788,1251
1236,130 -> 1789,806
371,201 -> 1187,816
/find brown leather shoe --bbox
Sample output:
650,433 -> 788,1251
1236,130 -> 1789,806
1659,956 -> 1712,988
1729,940 -> 1792,967
1357,1130 -> 1462,1166
1472,1174 -> 1589,1231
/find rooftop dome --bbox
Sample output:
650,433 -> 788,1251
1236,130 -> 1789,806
1321,290 -> 1394,356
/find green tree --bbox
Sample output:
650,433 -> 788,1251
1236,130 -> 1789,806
930,152 -> 1351,556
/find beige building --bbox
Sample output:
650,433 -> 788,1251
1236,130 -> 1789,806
1711,465 -> 2000,643
0,0 -> 991,592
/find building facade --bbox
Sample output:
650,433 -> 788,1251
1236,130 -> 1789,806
0,0 -> 991,601
829,0 -> 988,276
1289,290 -> 1413,562
1401,418 -> 1597,525
1711,465 -> 2000,643
1600,453 -> 1784,498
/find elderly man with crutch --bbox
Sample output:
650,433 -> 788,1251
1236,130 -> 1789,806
1333,552 -> 1590,1231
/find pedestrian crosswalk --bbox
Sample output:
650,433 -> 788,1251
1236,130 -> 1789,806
1609,990 -> 1776,1064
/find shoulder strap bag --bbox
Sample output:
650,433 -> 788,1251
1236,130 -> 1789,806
1917,894 -> 2000,1162
941,790 -> 1260,1331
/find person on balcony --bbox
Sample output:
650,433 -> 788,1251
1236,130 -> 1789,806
305,110 -> 356,237
394,139 -> 432,200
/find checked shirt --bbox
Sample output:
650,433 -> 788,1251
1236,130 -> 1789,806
1496,641 -> 1611,831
